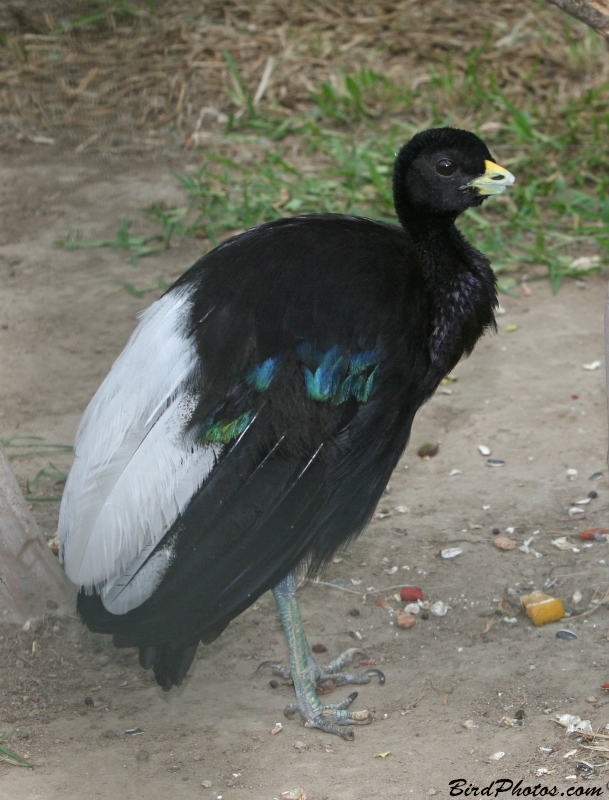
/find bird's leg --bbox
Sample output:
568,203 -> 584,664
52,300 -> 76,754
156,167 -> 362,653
264,572 -> 378,740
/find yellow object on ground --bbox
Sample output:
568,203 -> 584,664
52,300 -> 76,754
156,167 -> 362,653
520,590 -> 565,626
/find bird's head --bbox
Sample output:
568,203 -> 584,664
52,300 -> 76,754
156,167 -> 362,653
392,127 -> 515,224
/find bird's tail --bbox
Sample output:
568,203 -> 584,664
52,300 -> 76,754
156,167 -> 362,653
114,637 -> 200,691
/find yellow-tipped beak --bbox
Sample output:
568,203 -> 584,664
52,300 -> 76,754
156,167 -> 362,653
467,159 -> 516,195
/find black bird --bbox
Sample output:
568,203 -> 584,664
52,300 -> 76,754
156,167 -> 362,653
58,127 -> 514,739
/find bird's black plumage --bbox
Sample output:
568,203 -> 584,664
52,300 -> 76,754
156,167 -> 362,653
63,127 -> 513,691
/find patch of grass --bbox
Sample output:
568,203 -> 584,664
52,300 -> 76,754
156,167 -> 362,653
25,462 -> 68,503
1,436 -> 73,460
58,34 -> 609,293
56,220 -> 173,265
0,733 -> 33,768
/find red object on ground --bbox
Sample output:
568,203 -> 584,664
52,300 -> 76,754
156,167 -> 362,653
601,683 -> 609,690
580,528 -> 608,541
400,586 -> 424,602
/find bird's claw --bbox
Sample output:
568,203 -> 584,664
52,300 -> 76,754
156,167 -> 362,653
256,648 -> 385,689
256,660 -> 292,680
283,691 -> 372,741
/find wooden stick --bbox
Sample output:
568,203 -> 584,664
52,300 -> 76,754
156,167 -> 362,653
547,0 -> 609,39
0,444 -> 74,623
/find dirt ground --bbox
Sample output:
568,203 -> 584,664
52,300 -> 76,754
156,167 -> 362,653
1,145 -> 609,799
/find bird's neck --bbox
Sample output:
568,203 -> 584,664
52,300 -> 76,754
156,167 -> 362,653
402,211 -> 497,380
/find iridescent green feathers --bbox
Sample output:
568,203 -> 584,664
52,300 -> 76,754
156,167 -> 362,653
198,345 -> 381,445
297,344 -> 380,405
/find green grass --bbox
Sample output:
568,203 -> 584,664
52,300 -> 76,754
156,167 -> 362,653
1,436 -> 73,460
0,733 -> 33,768
1,437 -> 72,501
59,43 -> 609,293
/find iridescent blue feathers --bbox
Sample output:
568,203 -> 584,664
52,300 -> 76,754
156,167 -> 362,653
297,343 -> 381,405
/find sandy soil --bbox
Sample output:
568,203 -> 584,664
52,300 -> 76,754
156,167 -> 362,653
1,147 -> 609,799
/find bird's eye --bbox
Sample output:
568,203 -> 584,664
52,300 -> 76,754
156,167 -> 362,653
436,158 -> 457,177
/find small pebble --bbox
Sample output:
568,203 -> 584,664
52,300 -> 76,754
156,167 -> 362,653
396,611 -> 416,629
478,445 -> 491,456
271,722 -> 284,735
311,643 -> 327,653
486,458 -> 505,467
421,611 -> 429,620
590,471 -> 603,481
84,697 -> 93,706
585,696 -> 597,703
294,740 -> 307,751
566,468 -> 578,479
489,751 -> 505,761
427,789 -> 437,796
589,490 -> 598,499
494,536 -> 516,551
430,601 -> 448,617
418,443 -> 439,458
556,630 -> 578,640
201,780 -> 212,789
349,608 -> 360,617
269,680 -> 279,689
492,527 -> 500,535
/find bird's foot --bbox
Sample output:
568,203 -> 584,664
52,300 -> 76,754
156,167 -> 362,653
284,690 -> 371,740
258,646 -> 385,689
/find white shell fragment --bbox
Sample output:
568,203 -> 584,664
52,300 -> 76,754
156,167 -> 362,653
570,256 -> 600,271
576,498 -> 591,505
280,788 -> 307,800
478,445 -> 491,456
404,603 -> 420,615
489,751 -> 505,761
556,714 -> 592,734
271,722 -> 284,735
430,601 -> 448,617
566,468 -> 578,479
384,566 -> 398,575
441,547 -> 463,559
582,361 -> 601,371
449,469 -> 462,476
572,590 -> 582,604
568,507 -> 585,517
462,719 -> 478,730
552,536 -> 573,551
395,505 -> 409,514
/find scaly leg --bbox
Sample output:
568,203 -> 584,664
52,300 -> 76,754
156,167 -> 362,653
261,572 -> 383,740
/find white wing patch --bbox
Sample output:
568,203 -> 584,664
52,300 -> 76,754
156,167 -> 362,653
58,285 -> 219,613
